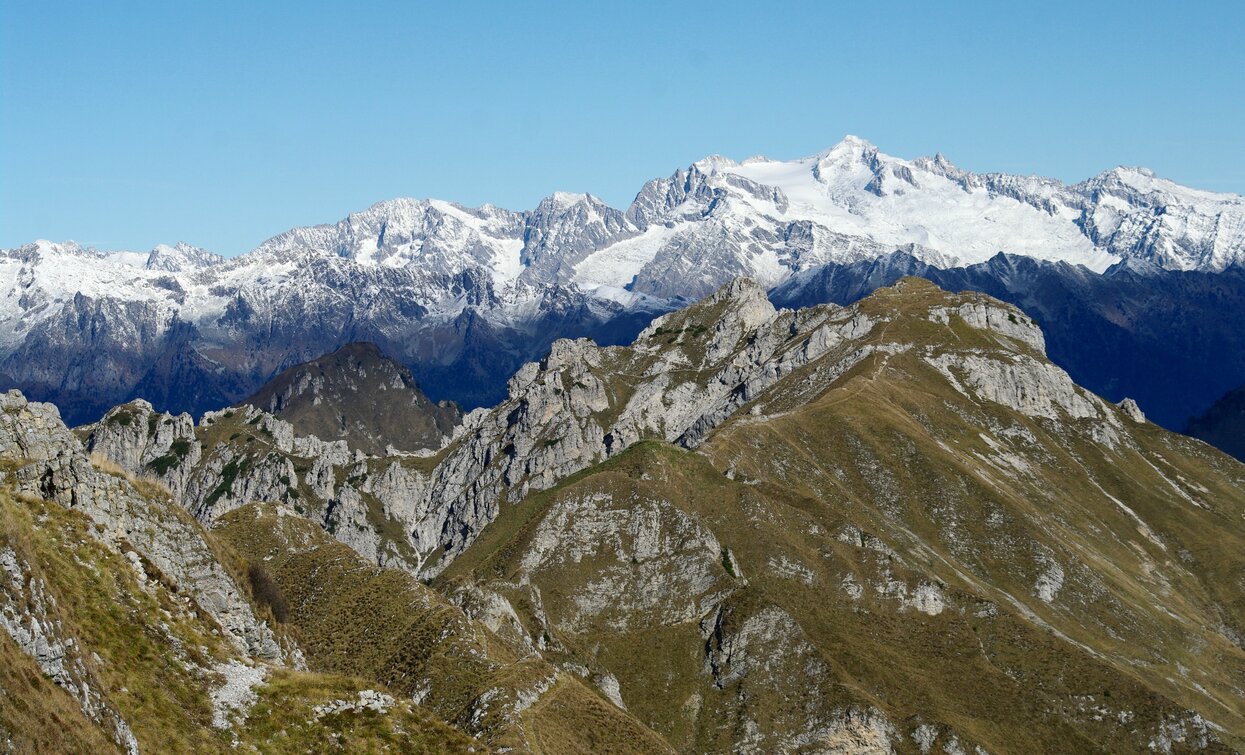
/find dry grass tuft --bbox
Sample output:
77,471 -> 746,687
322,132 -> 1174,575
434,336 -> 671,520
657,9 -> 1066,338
89,452 -> 173,500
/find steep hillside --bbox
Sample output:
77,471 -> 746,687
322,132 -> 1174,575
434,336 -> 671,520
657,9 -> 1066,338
434,279 -> 1245,752
239,342 -> 461,455
214,503 -> 672,753
0,392 -> 477,752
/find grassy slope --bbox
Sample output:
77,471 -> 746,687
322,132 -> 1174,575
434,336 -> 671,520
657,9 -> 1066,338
0,487 -> 477,753
0,631 -> 121,754
438,280 -> 1245,752
443,442 -> 1202,752
214,503 -> 674,754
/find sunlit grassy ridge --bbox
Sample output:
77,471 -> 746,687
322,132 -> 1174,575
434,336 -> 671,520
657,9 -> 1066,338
0,486 -> 478,753
214,503 -> 673,754
437,279 -> 1245,752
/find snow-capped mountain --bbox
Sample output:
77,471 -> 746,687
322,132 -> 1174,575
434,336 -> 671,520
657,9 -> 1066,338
3,136 -> 1244,425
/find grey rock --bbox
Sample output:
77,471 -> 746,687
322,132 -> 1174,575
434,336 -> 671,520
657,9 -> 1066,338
0,546 -> 140,753
0,390 -> 284,663
84,399 -> 202,499
1118,397 -> 1147,423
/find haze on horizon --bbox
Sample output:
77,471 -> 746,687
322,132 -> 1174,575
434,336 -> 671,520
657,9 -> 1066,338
2,0 -> 1242,256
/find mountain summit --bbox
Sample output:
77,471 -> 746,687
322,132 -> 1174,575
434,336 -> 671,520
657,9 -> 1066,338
239,342 -> 460,456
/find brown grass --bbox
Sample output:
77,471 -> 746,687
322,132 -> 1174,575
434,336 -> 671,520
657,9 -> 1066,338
89,452 -> 173,500
0,632 -> 122,754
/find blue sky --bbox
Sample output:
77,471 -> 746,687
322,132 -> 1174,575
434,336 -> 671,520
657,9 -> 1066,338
2,1 -> 1242,256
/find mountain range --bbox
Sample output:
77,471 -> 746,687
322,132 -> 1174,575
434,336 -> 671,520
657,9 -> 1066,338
6,277 -> 1245,751
4,136 -> 1245,448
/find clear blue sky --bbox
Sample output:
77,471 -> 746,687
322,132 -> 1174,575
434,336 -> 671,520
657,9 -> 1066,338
2,1 -> 1242,256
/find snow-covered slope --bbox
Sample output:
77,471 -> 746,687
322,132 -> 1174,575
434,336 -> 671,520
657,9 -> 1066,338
2,136 -> 1244,423
578,136 -> 1245,293
8,136 -> 1243,321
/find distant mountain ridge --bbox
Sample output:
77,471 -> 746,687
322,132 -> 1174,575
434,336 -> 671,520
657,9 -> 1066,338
239,342 -> 460,455
3,136 -> 1245,431
1187,384 -> 1245,461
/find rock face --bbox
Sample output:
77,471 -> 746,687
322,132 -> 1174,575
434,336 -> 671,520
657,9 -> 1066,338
82,398 -> 202,499
239,342 -> 460,455
82,399 -> 425,572
1118,397 -> 1148,423
0,391 -> 283,662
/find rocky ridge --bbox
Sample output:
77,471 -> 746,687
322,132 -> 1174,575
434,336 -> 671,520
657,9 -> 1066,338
85,277 -> 903,575
1,392 -> 282,661
433,279 -> 1245,752
24,277 -> 1245,751
2,388 -> 668,751
87,276 -> 1174,584
770,251 -> 1245,431
0,391 -> 490,752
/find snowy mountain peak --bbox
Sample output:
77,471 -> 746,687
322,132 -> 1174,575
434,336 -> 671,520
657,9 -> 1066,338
5,137 -> 1245,376
1082,164 -> 1234,202
28,239 -> 95,258
690,154 -> 739,174
817,133 -> 879,159
145,241 -> 222,272
544,191 -> 592,209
